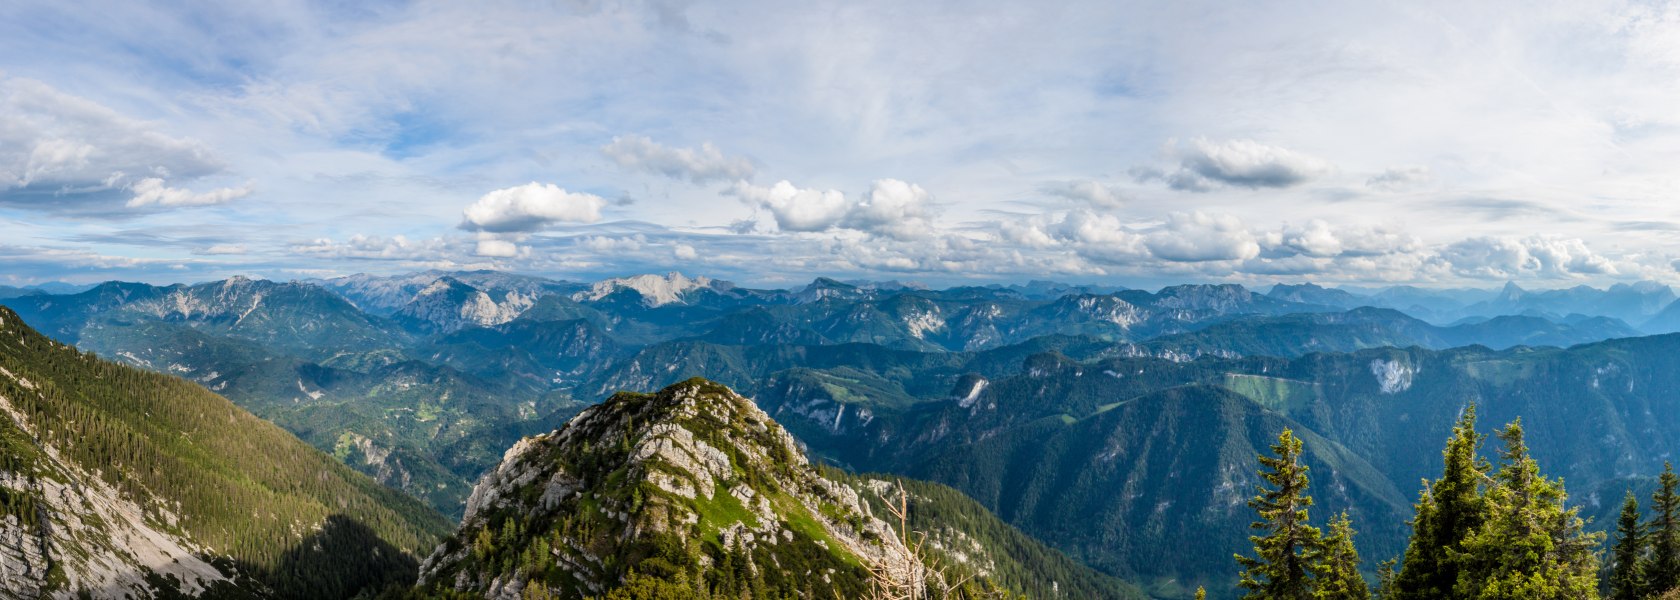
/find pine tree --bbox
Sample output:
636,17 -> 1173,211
1452,419 -> 1602,600
1395,405 -> 1488,600
1373,560 -> 1398,600
1311,512 -> 1369,600
1611,491 -> 1645,600
1196,587 -> 1208,600
1650,463 -> 1680,595
1236,429 -> 1323,600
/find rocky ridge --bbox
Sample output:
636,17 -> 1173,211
416,378 -> 928,599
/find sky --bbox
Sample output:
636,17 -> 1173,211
3,0 -> 1680,289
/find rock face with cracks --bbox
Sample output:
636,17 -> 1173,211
417,378 -> 928,599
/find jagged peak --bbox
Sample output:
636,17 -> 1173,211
574,271 -> 722,306
416,275 -> 478,296
424,377 -> 927,599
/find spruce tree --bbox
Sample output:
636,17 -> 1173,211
1395,405 -> 1487,600
1236,429 -> 1323,600
1650,463 -> 1680,595
1453,419 -> 1602,600
1373,560 -> 1398,600
1611,490 -> 1645,600
1311,512 -> 1370,600
1197,587 -> 1208,600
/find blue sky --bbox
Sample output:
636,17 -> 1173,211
3,0 -> 1680,288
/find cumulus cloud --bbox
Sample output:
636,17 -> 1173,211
1277,219 -> 1343,257
460,182 -> 607,232
846,179 -> 937,240
727,178 -> 937,240
997,218 -> 1061,250
727,180 -> 850,232
1437,236 -> 1617,279
0,76 -> 228,208
126,178 -> 252,207
1367,166 -> 1431,191
1040,180 -> 1126,208
673,243 -> 698,260
578,234 -> 648,253
1269,220 -> 1421,259
1145,212 -> 1261,262
1136,138 -> 1332,192
991,210 -> 1146,265
602,135 -> 754,183
474,239 -> 520,257
1052,210 -> 1147,263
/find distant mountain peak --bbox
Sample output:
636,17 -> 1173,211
575,271 -> 722,306
1499,280 -> 1526,300
400,275 -> 535,332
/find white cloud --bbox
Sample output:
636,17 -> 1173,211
1137,138 -> 1333,192
291,234 -> 456,260
1040,180 -> 1126,208
673,243 -> 698,260
1367,166 -> 1431,191
727,178 -> 936,240
126,177 -> 252,207
846,179 -> 937,240
460,182 -> 607,232
578,234 -> 648,253
474,239 -> 520,257
602,135 -> 754,183
727,180 -> 851,232
1278,219 -> 1343,258
1145,211 -> 1261,262
10,1 -> 1680,288
1437,236 -> 1618,279
997,218 -> 1061,249
0,76 -> 229,208
198,244 -> 247,255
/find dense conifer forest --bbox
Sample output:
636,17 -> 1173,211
0,306 -> 453,596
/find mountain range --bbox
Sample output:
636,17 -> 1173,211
8,271 -> 1680,598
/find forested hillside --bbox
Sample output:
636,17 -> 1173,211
0,306 -> 452,598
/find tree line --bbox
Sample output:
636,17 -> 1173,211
1231,405 -> 1613,600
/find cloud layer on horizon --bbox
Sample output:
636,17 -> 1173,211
2,0 -> 1680,289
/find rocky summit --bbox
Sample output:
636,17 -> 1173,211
416,377 -> 927,598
